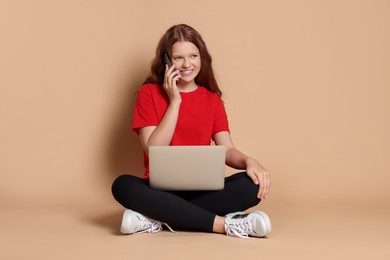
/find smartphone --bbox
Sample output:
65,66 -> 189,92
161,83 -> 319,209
164,52 -> 173,68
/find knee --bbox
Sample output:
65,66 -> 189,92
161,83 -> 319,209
233,172 -> 261,207
245,178 -> 262,207
111,174 -> 143,202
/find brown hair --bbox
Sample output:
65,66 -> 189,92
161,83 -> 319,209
144,24 -> 222,97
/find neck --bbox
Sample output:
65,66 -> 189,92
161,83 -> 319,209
177,80 -> 198,92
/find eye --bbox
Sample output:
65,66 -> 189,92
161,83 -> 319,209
173,56 -> 183,61
191,54 -> 199,58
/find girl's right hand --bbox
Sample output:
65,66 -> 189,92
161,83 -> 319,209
163,64 -> 182,103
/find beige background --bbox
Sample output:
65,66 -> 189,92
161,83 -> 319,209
1,0 -> 390,259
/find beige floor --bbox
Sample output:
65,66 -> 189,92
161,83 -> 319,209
1,202 -> 389,260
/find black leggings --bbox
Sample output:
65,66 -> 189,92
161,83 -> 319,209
111,172 -> 261,232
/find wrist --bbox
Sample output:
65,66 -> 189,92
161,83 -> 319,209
245,157 -> 257,166
169,98 -> 182,106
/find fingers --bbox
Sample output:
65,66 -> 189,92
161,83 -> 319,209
164,65 -> 180,89
247,170 -> 259,185
257,172 -> 265,199
263,171 -> 271,199
248,170 -> 270,200
164,64 -> 175,78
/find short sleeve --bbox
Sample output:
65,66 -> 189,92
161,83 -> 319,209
212,95 -> 230,135
132,85 -> 159,134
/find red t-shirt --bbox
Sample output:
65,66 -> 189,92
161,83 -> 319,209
133,83 -> 230,178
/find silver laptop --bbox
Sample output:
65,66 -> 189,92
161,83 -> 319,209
149,146 -> 226,190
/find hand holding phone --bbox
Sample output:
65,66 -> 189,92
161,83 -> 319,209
163,52 -> 181,102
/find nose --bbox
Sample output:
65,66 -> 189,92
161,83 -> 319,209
182,58 -> 190,68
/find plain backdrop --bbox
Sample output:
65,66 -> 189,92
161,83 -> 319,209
1,0 -> 389,209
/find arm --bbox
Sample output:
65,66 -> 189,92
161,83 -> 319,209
139,65 -> 181,153
213,131 -> 271,200
139,102 -> 179,152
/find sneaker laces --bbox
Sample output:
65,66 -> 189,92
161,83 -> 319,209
134,215 -> 162,234
162,223 -> 176,233
225,218 -> 253,239
135,215 -> 176,234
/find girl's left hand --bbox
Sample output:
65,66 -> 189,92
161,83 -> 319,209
246,158 -> 271,200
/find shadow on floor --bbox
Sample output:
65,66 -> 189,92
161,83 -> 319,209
87,209 -> 124,236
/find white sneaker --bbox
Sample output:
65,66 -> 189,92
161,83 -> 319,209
224,211 -> 272,238
120,209 -> 163,235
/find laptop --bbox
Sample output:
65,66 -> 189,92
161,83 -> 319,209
149,146 -> 226,190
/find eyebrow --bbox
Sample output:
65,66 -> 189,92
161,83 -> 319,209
172,53 -> 200,57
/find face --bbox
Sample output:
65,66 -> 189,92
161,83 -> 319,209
171,41 -> 201,85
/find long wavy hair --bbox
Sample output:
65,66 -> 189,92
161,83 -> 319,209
144,24 -> 222,97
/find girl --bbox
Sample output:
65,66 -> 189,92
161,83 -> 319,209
112,24 -> 271,238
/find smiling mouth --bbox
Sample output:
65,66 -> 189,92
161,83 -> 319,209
180,69 -> 194,76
